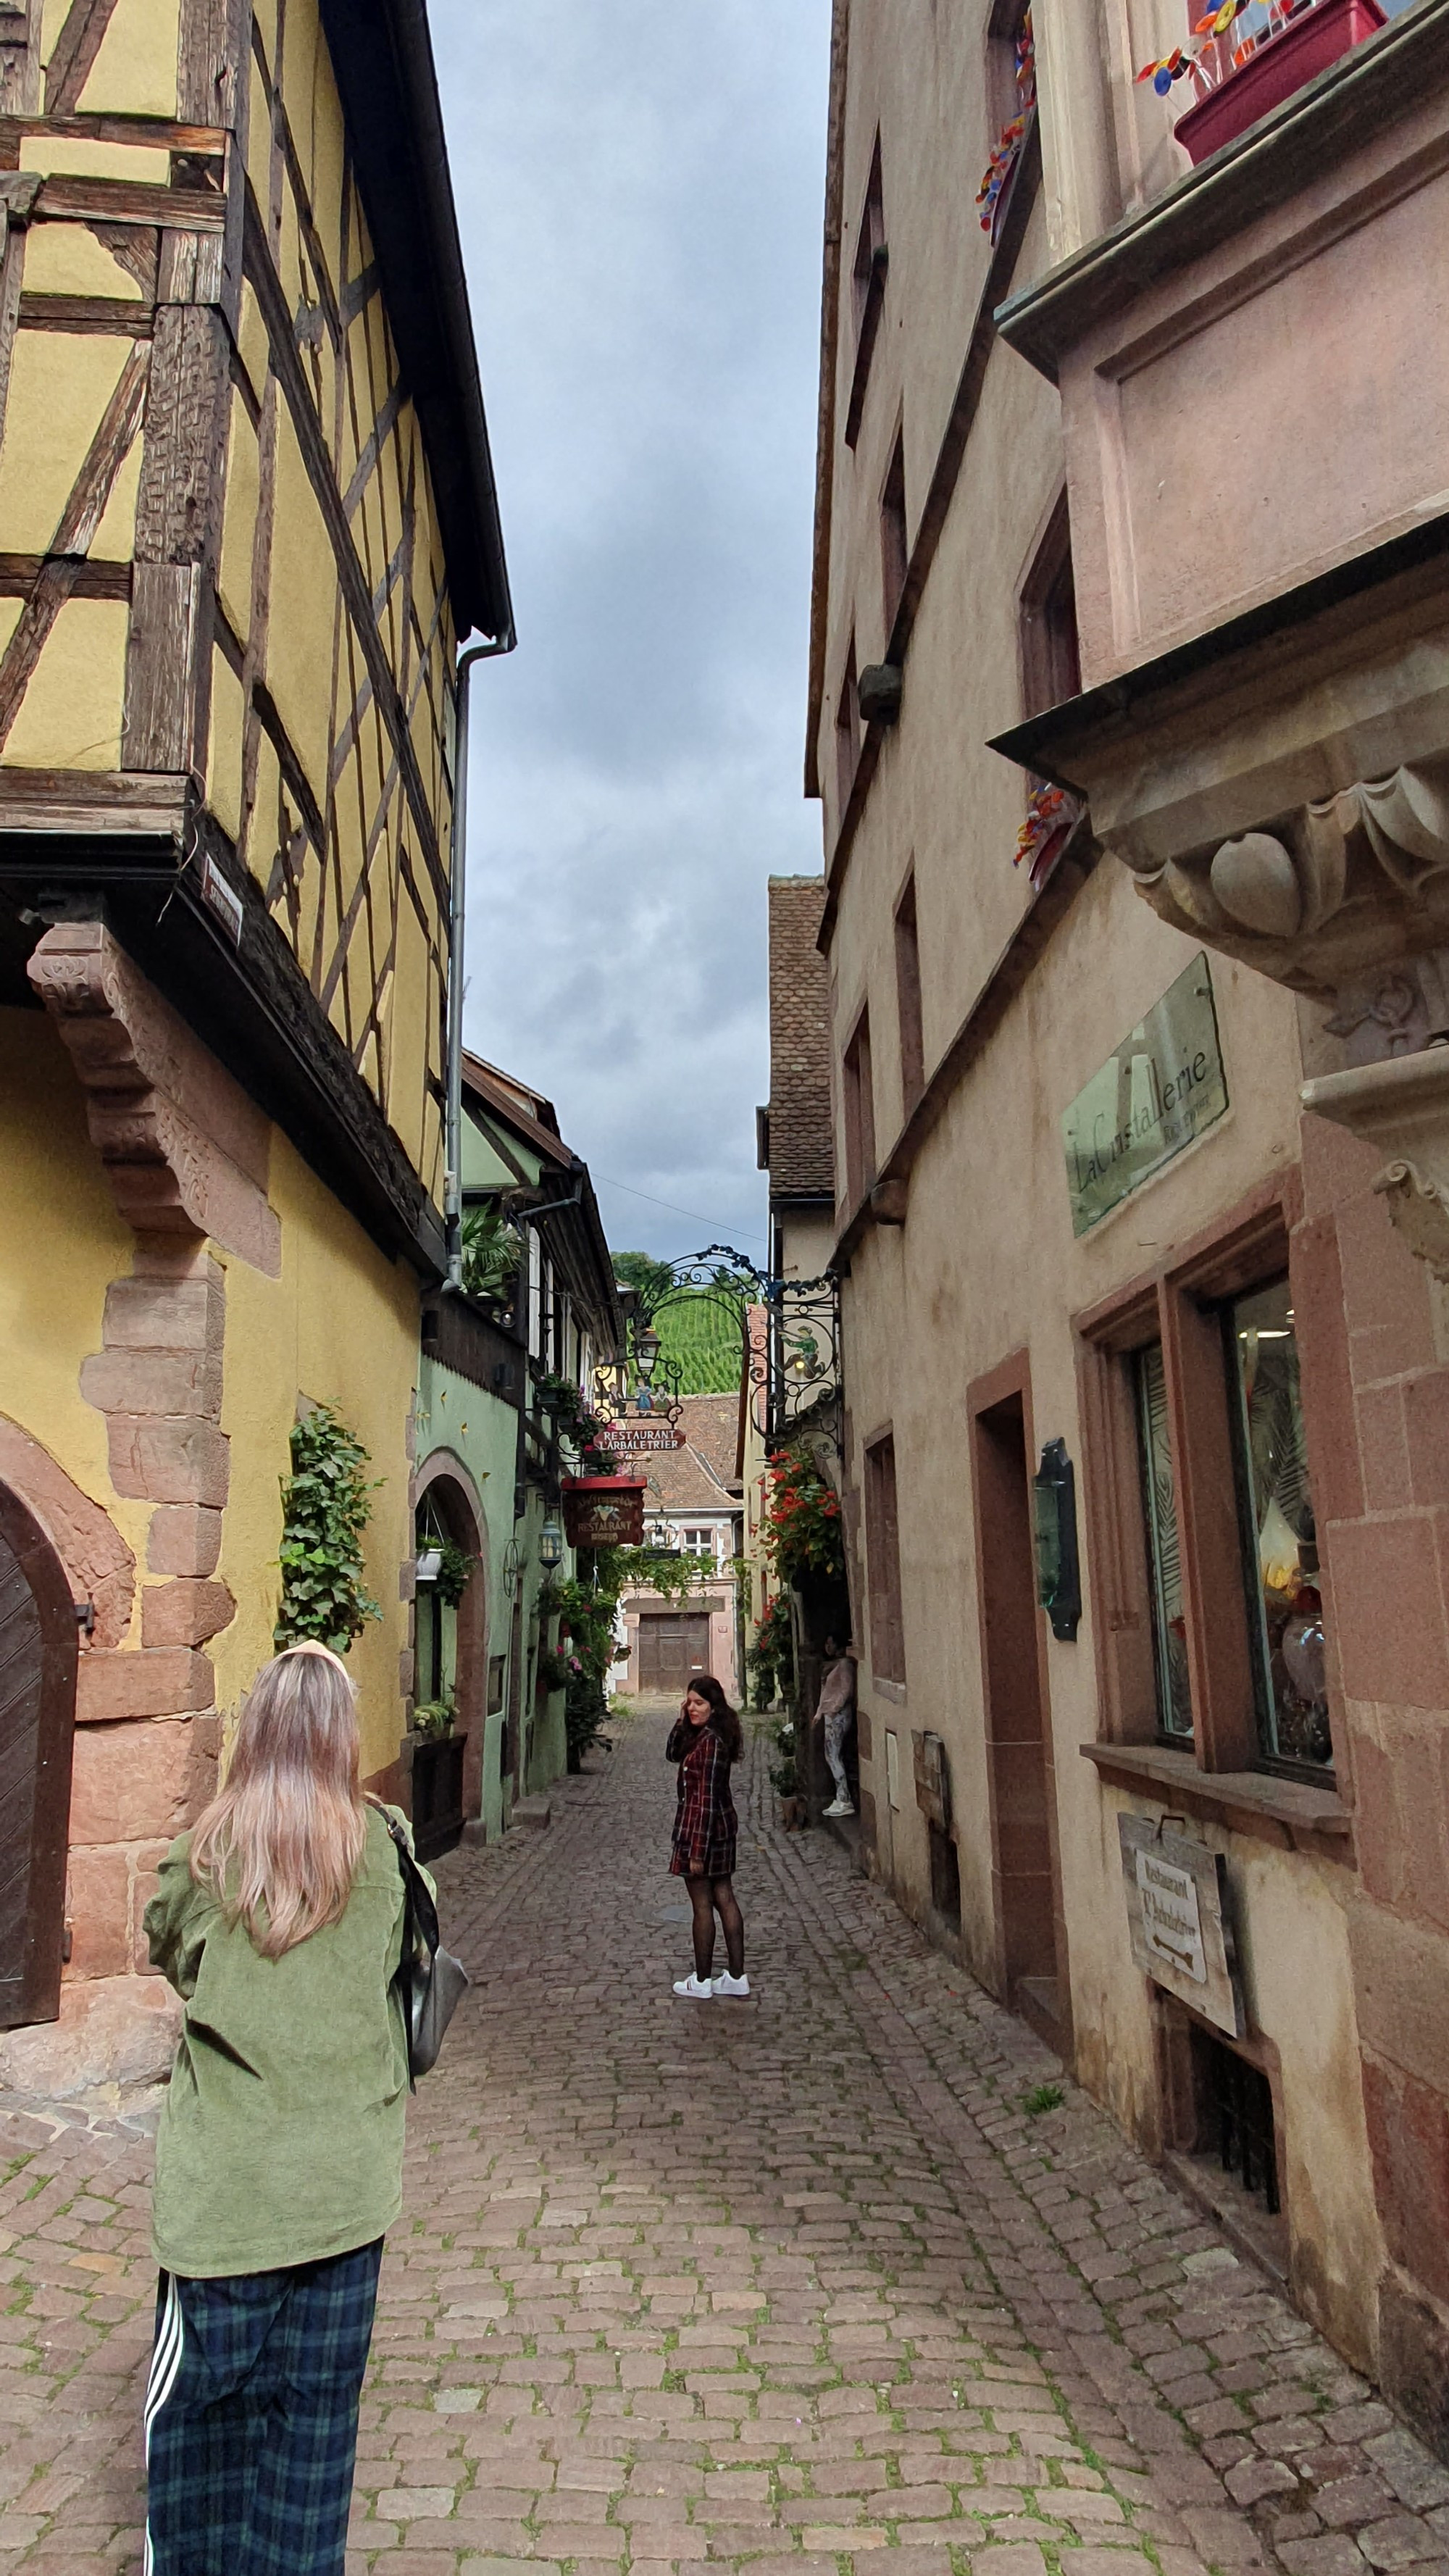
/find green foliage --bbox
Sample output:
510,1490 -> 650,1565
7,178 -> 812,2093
536,1645 -> 570,1693
746,1592 -> 795,1710
1022,2083 -> 1064,2117
649,1286 -> 747,1396
434,1539 -> 474,1607
611,1250 -> 675,1304
460,1204 -> 524,1302
412,1693 -> 455,1742
275,1406 -> 382,1653
766,1709 -> 801,1798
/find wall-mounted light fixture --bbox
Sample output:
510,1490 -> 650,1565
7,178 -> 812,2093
539,1517 -> 565,1570
1032,1438 -> 1082,1642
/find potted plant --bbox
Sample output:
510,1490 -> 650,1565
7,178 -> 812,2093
415,1546 -> 443,1585
408,1691 -> 467,1861
1140,0 -> 1387,168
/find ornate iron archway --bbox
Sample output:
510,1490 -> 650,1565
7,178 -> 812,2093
595,1246 -> 840,1455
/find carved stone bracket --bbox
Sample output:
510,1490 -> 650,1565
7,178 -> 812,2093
1302,1047 -> 1449,1280
1114,759 -> 1449,1005
28,920 -> 281,1272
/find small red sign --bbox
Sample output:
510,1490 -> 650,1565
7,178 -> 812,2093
564,1477 -> 646,1548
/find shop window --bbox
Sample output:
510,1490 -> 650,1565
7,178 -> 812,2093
1226,1281 -> 1329,1769
865,1431 -> 906,1686
1134,1343 -> 1193,1742
894,872 -> 924,1113
1077,1190 -> 1332,1782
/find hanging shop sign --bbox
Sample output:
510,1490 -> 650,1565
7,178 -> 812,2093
603,1421 -> 687,1454
1117,1814 -> 1243,2037
1062,953 -> 1227,1235
563,1477 -> 646,1548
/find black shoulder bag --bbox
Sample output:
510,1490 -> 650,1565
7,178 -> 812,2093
369,1804 -> 471,2084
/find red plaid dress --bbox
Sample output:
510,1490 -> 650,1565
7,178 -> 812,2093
667,1717 -> 738,1878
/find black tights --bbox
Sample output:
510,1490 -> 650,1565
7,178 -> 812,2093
685,1874 -> 744,1980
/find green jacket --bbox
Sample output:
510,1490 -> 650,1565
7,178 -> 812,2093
144,1804 -> 432,2279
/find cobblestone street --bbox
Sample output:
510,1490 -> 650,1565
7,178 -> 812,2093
0,1711 -> 1446,2574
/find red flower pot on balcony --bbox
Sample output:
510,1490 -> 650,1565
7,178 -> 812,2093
1174,0 -> 1387,166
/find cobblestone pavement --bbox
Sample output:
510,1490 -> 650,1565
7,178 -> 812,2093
0,1709 -> 1448,2572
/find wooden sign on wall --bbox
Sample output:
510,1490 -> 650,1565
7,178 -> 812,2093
1118,1813 -> 1244,2037
563,1479 -> 646,1548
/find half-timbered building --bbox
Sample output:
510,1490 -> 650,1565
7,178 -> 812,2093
0,0 -> 509,2088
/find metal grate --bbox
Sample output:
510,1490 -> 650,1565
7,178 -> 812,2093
1206,2034 -> 1279,2214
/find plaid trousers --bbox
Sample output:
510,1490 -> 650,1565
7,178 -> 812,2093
143,2238 -> 383,2576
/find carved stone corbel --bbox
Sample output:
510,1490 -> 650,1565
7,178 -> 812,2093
28,921 -> 281,1273
1301,1047 -> 1449,1282
1114,759 -> 1449,1002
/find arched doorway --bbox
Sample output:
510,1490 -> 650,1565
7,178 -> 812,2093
0,1483 -> 78,2027
411,1459 -> 488,1856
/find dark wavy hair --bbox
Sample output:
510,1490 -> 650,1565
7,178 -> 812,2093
687,1673 -> 743,1762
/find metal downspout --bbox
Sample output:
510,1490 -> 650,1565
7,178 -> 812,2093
444,630 -> 514,1292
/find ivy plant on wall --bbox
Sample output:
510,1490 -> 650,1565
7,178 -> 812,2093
275,1404 -> 383,1653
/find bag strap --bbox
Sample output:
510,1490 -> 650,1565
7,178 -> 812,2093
364,1797 -> 440,1958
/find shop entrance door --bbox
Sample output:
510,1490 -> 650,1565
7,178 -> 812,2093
971,1380 -> 1069,2056
638,1613 -> 710,1695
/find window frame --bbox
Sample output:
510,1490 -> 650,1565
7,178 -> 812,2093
893,870 -> 924,1117
835,633 -> 860,820
842,1001 -> 877,1212
1074,1173 -> 1334,1783
880,425 -> 908,642
864,1427 -> 906,1688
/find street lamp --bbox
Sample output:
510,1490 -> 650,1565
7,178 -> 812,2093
635,1325 -> 660,1382
539,1517 -> 565,1570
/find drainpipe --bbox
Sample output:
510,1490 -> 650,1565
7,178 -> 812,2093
445,631 -> 514,1292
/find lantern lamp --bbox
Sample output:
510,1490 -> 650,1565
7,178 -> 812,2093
539,1517 -> 565,1570
635,1325 -> 661,1383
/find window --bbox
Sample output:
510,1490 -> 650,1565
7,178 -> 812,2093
682,1527 -> 715,1557
1226,1282 -> 1328,1769
835,635 -> 860,817
842,1006 -> 876,1209
1080,1197 -> 1332,1781
880,430 -> 907,640
1019,491 -> 1081,720
845,136 -> 888,451
893,874 -> 924,1114
864,1431 -> 905,1685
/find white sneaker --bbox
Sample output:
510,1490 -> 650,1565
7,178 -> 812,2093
711,1970 -> 750,1998
823,1797 -> 855,1817
672,1972 -> 714,1999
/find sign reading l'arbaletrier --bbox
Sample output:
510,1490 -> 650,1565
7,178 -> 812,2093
1063,952 -> 1227,1235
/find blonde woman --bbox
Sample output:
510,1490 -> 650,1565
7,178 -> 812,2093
141,1641 -> 431,2576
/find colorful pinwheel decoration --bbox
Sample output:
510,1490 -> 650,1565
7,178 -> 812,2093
1137,1 -> 1301,101
976,7 -> 1036,240
1013,783 -> 1080,891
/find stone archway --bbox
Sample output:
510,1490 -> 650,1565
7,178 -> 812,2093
410,1451 -> 488,1825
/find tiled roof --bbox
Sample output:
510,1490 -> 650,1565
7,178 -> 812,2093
646,1395 -> 744,1510
767,877 -> 834,1201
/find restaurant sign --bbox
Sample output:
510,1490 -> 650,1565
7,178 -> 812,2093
1117,1814 -> 1243,2037
603,1422 -> 686,1455
1063,953 -> 1227,1235
563,1478 -> 646,1548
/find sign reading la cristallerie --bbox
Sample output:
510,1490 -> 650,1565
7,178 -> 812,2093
1063,953 -> 1227,1235
1117,1813 -> 1243,2037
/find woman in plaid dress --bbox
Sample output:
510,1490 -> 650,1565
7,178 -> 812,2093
141,1641 -> 431,2576
667,1676 -> 748,1998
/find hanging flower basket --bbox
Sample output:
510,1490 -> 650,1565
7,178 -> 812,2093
1173,0 -> 1385,163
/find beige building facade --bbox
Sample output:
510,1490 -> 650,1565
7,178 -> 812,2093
804,0 -> 1449,2443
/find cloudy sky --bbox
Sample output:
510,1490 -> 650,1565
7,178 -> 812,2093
429,0 -> 832,1266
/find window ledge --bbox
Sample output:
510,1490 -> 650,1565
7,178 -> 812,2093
872,1677 -> 907,1707
1081,1740 -> 1353,1861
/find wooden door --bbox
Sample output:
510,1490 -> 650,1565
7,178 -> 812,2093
0,1485 -> 78,2027
971,1390 -> 1067,2054
638,1614 -> 711,1694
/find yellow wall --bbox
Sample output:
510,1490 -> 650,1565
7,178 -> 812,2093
214,1131 -> 419,1782
0,1009 -> 149,1611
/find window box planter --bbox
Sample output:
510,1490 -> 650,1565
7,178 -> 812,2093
1174,0 -> 1385,164
408,1729 -> 467,1862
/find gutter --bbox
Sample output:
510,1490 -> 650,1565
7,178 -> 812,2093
443,634 -> 515,1291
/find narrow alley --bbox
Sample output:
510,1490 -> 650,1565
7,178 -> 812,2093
0,1713 -> 1445,2575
